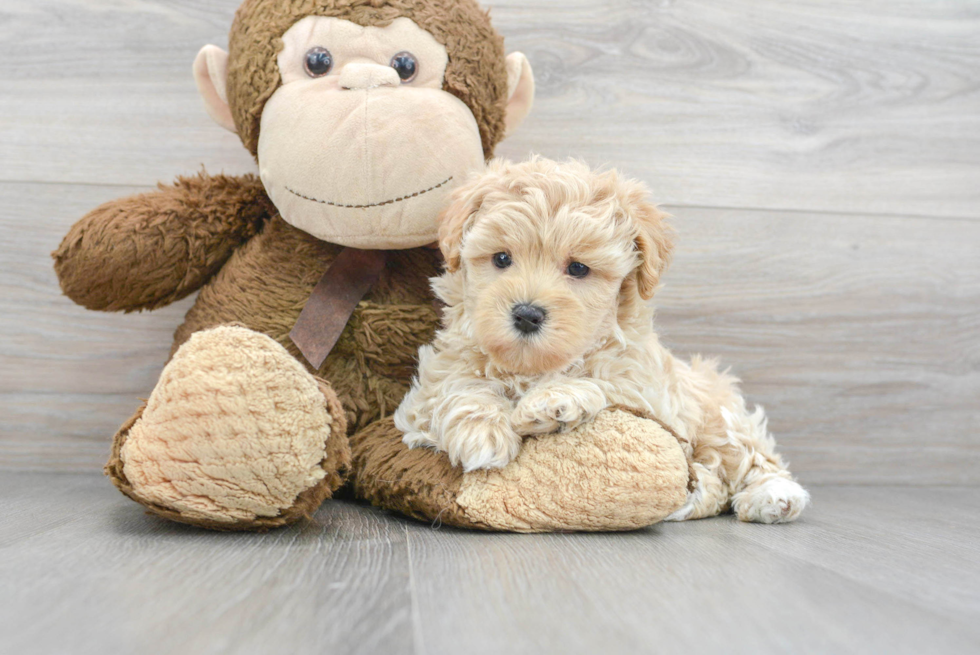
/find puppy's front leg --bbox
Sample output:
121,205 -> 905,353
396,345 -> 521,472
511,378 -> 608,436
431,387 -> 522,472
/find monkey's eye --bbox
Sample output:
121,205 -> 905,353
304,47 -> 333,77
390,51 -> 418,83
567,262 -> 590,278
492,252 -> 512,269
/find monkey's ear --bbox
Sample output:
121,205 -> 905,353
193,45 -> 237,133
503,53 -> 535,137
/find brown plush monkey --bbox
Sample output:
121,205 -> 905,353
53,0 -> 689,532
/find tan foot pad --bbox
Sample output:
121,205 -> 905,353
106,326 -> 350,531
351,408 -> 690,533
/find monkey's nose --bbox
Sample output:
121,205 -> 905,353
339,63 -> 400,90
512,303 -> 547,335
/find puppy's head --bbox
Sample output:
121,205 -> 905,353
437,157 -> 673,375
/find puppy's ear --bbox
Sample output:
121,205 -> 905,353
624,186 -> 674,300
438,190 -> 479,273
438,164 -> 503,272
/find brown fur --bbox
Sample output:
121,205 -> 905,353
53,173 -> 272,312
170,216 -> 442,434
57,184 -> 442,436
350,416 -> 492,529
228,0 -> 509,158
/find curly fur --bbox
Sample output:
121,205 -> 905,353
395,157 -> 810,524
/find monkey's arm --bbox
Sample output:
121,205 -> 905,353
53,172 -> 272,312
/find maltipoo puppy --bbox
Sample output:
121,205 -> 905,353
395,157 -> 809,523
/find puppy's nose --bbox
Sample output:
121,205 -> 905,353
512,303 -> 547,335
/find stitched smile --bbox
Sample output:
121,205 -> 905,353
286,176 -> 453,209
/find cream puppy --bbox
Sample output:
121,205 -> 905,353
395,157 -> 809,523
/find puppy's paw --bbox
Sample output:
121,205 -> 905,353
733,477 -> 810,524
663,464 -> 728,521
445,416 -> 523,472
401,430 -> 434,450
664,490 -> 700,522
510,399 -> 573,435
511,383 -> 605,436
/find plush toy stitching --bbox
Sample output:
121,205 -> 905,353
286,176 -> 453,209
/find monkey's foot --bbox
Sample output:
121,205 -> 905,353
105,326 -> 350,531
352,407 -> 692,532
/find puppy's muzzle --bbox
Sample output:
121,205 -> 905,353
512,303 -> 547,335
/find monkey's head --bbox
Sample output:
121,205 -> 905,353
193,0 -> 534,250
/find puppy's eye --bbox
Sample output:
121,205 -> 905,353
304,47 -> 333,77
390,51 -> 418,83
492,252 -> 512,269
567,262 -> 590,278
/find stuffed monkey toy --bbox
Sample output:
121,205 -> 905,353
53,0 -> 689,532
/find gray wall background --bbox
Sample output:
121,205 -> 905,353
1,0 -> 978,484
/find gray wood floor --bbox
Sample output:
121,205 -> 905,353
2,1 -> 979,653
2,472 -> 979,655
